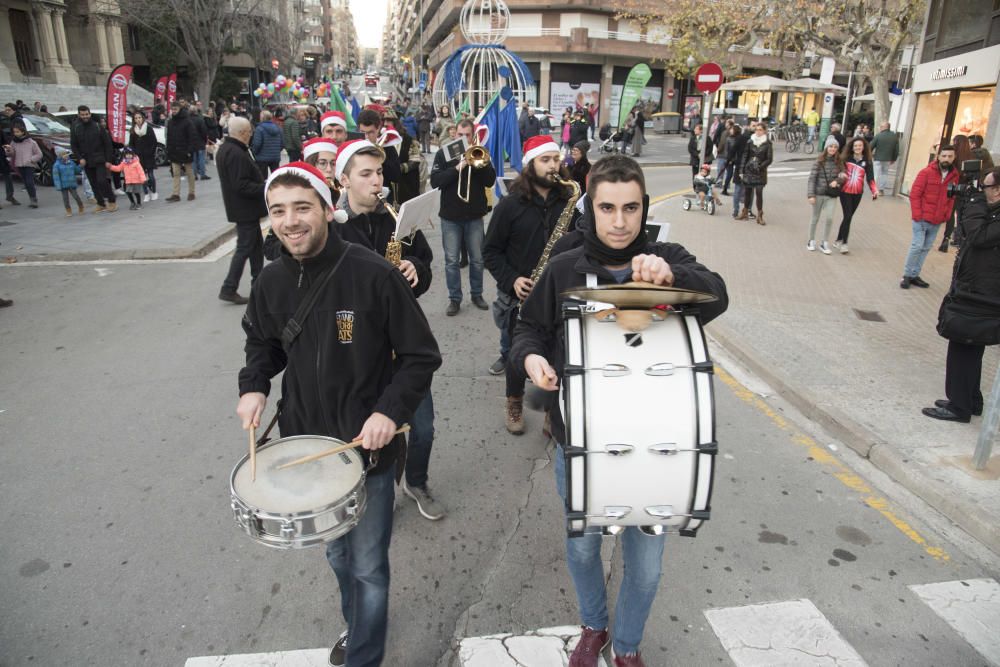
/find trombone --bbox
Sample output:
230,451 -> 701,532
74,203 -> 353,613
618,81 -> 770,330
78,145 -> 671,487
457,141 -> 491,203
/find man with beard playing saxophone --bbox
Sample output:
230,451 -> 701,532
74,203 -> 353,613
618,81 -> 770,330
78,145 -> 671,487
483,134 -> 579,435
332,139 -> 446,522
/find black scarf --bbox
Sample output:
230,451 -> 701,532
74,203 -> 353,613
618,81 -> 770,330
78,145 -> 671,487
582,194 -> 650,266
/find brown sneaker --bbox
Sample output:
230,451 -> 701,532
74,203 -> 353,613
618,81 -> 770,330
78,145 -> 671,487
105,202 -> 118,213
505,396 -> 525,435
612,651 -> 646,667
93,205 -> 107,214
569,626 -> 609,667
77,202 -> 85,214
187,193 -> 196,201
65,207 -> 73,217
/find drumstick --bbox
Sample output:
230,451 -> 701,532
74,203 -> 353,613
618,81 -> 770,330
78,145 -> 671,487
276,425 -> 411,470
250,424 -> 257,482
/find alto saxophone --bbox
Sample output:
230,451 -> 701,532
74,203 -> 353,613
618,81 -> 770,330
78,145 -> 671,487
377,192 -> 403,267
528,176 -> 581,287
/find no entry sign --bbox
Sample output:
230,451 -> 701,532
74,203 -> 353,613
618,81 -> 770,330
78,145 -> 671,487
695,63 -> 724,94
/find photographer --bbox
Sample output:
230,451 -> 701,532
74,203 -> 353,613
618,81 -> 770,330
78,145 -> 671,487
923,166 -> 1000,422
900,145 -> 959,289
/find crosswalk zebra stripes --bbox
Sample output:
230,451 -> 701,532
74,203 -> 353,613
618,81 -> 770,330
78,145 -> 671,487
184,578 -> 1000,667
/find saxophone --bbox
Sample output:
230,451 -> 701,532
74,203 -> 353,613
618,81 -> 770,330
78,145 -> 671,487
376,192 -> 403,266
528,177 -> 581,286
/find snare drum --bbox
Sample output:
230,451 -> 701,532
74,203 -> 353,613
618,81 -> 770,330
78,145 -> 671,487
230,435 -> 367,549
561,299 -> 717,537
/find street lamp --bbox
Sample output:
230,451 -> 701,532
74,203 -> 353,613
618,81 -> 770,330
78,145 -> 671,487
842,47 -> 863,128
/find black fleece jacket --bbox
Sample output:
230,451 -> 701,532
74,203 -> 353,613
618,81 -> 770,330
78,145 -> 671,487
483,184 -> 578,297
510,243 -> 728,445
238,225 -> 441,474
337,202 -> 434,299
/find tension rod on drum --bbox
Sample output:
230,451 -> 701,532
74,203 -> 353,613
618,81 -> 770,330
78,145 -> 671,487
644,361 -> 715,376
564,363 -> 630,377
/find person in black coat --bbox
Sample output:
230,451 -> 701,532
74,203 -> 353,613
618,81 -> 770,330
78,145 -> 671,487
70,105 -> 117,211
725,124 -> 746,216
165,106 -> 197,202
569,110 -> 589,148
924,168 -> 1000,422
190,109 -> 210,180
737,124 -> 773,224
688,124 -> 703,175
128,111 -> 159,201
215,117 -> 268,303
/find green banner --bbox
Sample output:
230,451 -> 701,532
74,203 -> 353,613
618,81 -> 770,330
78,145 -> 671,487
331,85 -> 358,131
617,63 -> 652,128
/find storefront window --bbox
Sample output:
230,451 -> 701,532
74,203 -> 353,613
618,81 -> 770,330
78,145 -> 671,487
953,89 -> 993,137
901,92 -> 951,195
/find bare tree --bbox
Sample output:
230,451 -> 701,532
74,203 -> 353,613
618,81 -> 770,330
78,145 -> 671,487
108,0 -> 267,104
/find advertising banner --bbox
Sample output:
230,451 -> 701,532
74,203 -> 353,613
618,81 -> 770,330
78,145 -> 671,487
609,84 -> 663,128
617,63 -> 652,128
166,73 -> 178,114
549,81 -> 600,115
106,64 -> 133,145
154,76 -> 167,104
682,96 -> 703,130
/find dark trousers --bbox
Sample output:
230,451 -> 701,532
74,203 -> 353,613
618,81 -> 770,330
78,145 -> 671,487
16,167 -> 37,200
222,221 -> 264,292
287,150 -> 301,163
0,156 -> 14,199
505,308 -> 527,397
256,160 -> 279,178
837,192 -> 863,243
743,184 -> 764,211
945,340 -> 985,418
405,392 -> 435,488
722,163 -> 734,191
85,164 -> 116,206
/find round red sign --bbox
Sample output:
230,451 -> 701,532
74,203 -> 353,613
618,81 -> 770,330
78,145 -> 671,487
694,63 -> 724,94
111,73 -> 129,90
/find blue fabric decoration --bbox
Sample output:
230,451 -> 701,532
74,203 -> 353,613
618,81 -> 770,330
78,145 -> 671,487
443,45 -> 536,100
478,92 -> 523,197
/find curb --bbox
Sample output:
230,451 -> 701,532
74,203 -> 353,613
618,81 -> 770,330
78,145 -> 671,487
708,323 -> 1000,557
5,225 -> 237,263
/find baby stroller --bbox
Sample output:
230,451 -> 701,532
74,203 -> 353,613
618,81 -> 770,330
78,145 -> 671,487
598,123 -> 624,154
681,164 -> 723,215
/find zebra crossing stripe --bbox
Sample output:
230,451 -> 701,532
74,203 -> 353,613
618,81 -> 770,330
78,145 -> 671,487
910,578 -> 1000,667
184,648 -> 329,666
704,599 -> 867,666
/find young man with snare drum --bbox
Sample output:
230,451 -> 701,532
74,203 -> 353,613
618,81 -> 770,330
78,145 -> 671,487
236,162 -> 441,667
510,155 -> 728,667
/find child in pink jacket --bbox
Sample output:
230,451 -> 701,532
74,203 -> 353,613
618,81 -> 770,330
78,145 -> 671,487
107,147 -> 147,210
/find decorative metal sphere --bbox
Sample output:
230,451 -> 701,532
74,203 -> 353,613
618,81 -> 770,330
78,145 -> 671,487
460,0 -> 510,45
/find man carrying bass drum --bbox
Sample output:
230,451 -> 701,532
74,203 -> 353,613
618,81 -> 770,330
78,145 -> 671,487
510,155 -> 728,667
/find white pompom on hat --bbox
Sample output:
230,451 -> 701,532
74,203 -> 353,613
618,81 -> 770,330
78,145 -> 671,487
522,135 -> 560,168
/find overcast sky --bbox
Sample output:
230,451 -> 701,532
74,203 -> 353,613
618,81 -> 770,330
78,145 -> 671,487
350,0 -> 388,48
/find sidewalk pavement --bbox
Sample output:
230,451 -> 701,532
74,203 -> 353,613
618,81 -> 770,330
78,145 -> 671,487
656,166 -> 1000,557
3,134 -> 996,557
0,160 -> 234,262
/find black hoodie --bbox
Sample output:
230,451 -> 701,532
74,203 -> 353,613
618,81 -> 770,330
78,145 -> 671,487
238,224 -> 442,474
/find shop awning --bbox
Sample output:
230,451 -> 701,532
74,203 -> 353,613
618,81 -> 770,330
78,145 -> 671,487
718,75 -> 812,93
788,78 -> 848,93
852,92 -> 902,102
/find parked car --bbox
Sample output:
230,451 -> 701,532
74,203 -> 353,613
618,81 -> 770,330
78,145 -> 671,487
51,110 -> 168,167
0,112 -> 72,187
364,73 -> 379,88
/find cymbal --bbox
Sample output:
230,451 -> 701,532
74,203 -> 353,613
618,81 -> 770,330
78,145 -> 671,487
562,281 -> 717,307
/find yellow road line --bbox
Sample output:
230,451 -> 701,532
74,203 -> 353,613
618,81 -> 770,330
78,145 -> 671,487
716,366 -> 950,561
650,188 -> 691,205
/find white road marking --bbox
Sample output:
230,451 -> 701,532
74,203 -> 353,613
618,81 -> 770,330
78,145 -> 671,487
94,268 -> 113,277
184,648 -> 330,666
704,599 -> 867,666
910,578 -> 1000,666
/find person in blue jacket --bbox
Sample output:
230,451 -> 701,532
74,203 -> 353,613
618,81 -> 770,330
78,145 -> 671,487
251,110 -> 284,177
52,148 -> 85,217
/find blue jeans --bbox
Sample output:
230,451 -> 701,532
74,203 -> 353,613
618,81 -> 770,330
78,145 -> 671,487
193,149 -> 206,178
732,181 -> 745,215
325,468 -> 395,667
143,169 -> 157,194
874,161 -> 891,193
903,221 -> 940,278
554,447 -> 665,655
807,125 -> 817,142
441,217 -> 484,302
405,392 -> 435,488
499,325 -> 511,359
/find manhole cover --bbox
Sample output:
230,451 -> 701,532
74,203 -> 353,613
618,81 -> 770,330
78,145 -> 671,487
853,308 -> 886,322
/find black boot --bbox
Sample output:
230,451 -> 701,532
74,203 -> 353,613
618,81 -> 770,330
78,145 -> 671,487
939,236 -> 950,252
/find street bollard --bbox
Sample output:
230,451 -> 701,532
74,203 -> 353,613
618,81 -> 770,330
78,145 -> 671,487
972,361 -> 1000,470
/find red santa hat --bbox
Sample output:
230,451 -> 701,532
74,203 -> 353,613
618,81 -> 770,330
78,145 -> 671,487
378,127 -> 402,149
302,137 -> 338,160
335,139 -> 383,180
265,161 -> 347,222
474,123 -> 490,146
320,111 -> 347,131
364,103 -> 387,115
522,135 -> 560,168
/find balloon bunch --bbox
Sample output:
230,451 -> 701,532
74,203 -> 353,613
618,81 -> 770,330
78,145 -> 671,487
253,82 -> 276,99
252,74 -> 312,100
315,82 -> 331,97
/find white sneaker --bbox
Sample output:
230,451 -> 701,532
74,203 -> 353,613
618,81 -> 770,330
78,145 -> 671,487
831,240 -> 842,250
807,240 -> 816,251
151,192 -> 159,201
819,241 -> 832,255
839,243 -> 849,254
143,193 -> 150,202
114,188 -> 125,195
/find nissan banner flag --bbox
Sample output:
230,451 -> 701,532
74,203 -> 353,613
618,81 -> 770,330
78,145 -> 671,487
154,76 -> 168,104
166,73 -> 177,114
106,64 -> 133,145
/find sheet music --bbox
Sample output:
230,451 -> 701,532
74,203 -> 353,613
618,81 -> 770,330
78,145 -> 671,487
394,189 -> 441,240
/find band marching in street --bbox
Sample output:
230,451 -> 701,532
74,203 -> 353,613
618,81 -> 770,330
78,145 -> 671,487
233,100 -> 728,667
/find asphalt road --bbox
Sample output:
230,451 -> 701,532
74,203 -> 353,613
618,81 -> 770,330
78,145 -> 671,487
1,169 -> 999,667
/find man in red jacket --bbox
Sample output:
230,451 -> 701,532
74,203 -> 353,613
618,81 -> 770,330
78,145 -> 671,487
901,145 -> 959,289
